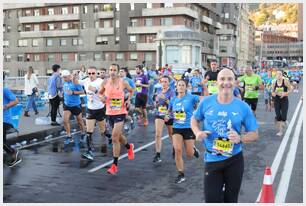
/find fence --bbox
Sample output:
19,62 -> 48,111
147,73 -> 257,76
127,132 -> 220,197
4,76 -> 50,91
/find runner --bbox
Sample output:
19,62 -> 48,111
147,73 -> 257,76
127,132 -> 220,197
204,60 -> 220,95
238,66 -> 263,116
288,67 -> 301,93
62,70 -> 86,145
191,68 -> 258,203
99,64 -> 135,175
271,70 -> 292,136
77,66 -> 107,160
153,75 -> 175,163
189,69 -> 207,96
134,65 -> 149,126
166,79 -> 201,183
3,73 -> 22,167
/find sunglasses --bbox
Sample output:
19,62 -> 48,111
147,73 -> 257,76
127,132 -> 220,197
88,72 -> 96,75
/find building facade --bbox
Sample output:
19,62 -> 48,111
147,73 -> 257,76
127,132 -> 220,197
248,19 -> 256,67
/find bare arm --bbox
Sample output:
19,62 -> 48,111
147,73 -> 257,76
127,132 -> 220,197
241,130 -> 258,143
4,98 -> 19,110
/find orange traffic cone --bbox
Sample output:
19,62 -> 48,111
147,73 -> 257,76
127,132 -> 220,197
259,166 -> 275,203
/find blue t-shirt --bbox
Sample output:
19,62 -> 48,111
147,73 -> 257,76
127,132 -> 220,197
63,81 -> 83,107
189,76 -> 203,93
169,93 -> 199,128
193,94 -> 258,162
155,88 -> 175,117
3,87 -> 17,125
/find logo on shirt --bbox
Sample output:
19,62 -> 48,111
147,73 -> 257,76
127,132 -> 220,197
205,110 -> 214,116
217,111 -> 227,117
232,112 -> 238,116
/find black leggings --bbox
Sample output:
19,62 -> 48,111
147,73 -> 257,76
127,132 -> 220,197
3,123 -> 15,154
204,152 -> 244,203
274,96 -> 289,121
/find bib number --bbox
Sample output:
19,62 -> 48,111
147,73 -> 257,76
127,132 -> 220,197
110,99 -> 122,110
158,106 -> 168,116
212,138 -> 234,157
174,111 -> 186,123
136,87 -> 142,93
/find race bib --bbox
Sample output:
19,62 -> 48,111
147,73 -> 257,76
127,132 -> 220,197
275,87 -> 284,93
208,81 -> 218,94
110,99 -> 122,110
212,137 -> 234,157
174,111 -> 186,123
136,87 -> 142,93
245,84 -> 255,92
158,106 -> 168,116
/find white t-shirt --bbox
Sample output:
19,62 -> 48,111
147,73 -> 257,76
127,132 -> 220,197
79,78 -> 104,110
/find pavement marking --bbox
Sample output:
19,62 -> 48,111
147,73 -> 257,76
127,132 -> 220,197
256,100 -> 302,202
88,135 -> 170,173
275,109 -> 303,203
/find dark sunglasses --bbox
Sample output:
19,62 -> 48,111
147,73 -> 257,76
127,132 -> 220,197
88,72 -> 96,75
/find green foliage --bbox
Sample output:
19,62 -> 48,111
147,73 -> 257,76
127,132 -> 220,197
250,3 -> 298,27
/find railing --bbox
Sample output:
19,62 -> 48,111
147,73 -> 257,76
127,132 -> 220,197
4,76 -> 50,91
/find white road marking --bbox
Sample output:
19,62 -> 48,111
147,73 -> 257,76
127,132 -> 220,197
88,135 -> 170,173
256,100 -> 302,202
275,109 -> 303,202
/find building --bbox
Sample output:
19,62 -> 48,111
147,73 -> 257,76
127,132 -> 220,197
217,3 -> 239,68
297,3 -> 303,41
257,23 -> 298,38
248,19 -> 256,66
3,3 -> 224,76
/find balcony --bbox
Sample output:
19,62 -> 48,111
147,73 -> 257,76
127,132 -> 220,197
136,43 -> 156,51
20,29 -> 79,38
127,25 -> 185,34
94,11 -> 114,19
216,29 -> 235,35
142,7 -> 198,19
98,27 -> 114,35
215,22 -> 222,29
201,15 -> 213,25
19,14 -> 80,23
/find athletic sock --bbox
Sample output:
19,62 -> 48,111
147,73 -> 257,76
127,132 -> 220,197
156,152 -> 161,157
125,143 -> 130,150
113,157 -> 119,166
86,132 -> 93,150
179,171 -> 185,177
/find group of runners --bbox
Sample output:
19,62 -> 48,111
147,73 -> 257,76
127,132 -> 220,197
3,60 -> 303,202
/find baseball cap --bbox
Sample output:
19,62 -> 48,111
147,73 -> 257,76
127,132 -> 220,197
61,70 -> 71,76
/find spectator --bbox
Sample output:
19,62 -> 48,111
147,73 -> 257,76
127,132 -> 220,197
78,65 -> 87,80
47,64 -> 63,126
24,66 -> 39,117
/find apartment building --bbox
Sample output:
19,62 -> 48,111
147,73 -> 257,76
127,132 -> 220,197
3,3 -> 226,76
248,19 -> 256,66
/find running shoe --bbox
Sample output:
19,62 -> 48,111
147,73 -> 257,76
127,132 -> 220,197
153,155 -> 162,163
144,119 -> 149,126
82,150 -> 94,161
64,136 -> 71,145
193,146 -> 200,158
107,163 -> 118,175
8,150 -> 22,168
127,143 -> 135,160
175,174 -> 186,184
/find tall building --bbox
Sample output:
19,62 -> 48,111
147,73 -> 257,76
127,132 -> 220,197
3,3 -> 225,76
248,19 -> 256,67
297,3 -> 303,41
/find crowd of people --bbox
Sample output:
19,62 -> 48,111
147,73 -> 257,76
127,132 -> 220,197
3,60 -> 303,202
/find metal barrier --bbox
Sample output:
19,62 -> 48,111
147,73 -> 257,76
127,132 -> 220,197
4,76 -> 50,91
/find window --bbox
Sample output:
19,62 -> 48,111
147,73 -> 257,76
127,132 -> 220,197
116,53 -> 124,60
48,54 -> 54,62
32,39 -> 39,47
94,5 -> 99,12
46,38 -> 53,46
3,24 -> 6,32
3,40 -> 9,48
104,53 -> 111,61
81,22 -> 86,29
25,25 -> 31,31
61,53 -> 69,62
166,46 -> 179,64
224,13 -> 229,19
79,53 -> 86,61
83,5 -> 88,14
96,36 -> 108,45
78,38 -> 83,45
145,35 -> 154,43
95,21 -> 99,28
74,53 -> 78,61
146,3 -> 152,8
26,54 -> 30,61
131,19 -> 137,27
104,20 -> 111,28
34,9 -> 40,16
116,20 -> 120,28
48,8 -> 54,15
102,37 -> 108,45
34,54 -> 40,62
116,3 -> 120,11
18,25 -> 22,32
5,55 -> 11,62
130,52 -> 137,60
73,6 -> 79,14
34,24 -> 40,31
18,39 -> 28,47
94,53 -> 102,61
62,22 -> 69,30
129,35 -> 136,44
115,36 -> 120,44
144,52 -> 153,61
60,39 -> 67,46
18,69 -> 26,77
195,46 -> 200,65
7,25 -> 11,32
25,10 -> 31,16
164,3 -> 173,8
17,54 -> 23,61
130,3 -> 134,11
62,7 -> 68,15
160,18 -> 172,26
48,23 -> 54,30
145,18 -> 152,26
103,4 -> 113,11
72,38 -> 78,46
96,36 -> 103,45
181,46 -> 191,64
17,10 -> 22,17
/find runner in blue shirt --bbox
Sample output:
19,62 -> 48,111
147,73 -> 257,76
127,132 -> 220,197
189,69 -> 205,96
191,68 -> 258,203
166,79 -> 201,184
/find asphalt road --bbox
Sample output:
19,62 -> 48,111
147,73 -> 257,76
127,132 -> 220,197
3,87 -> 303,203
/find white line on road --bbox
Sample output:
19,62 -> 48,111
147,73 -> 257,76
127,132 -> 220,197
275,109 -> 303,202
88,135 -> 169,173
256,100 -> 302,202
